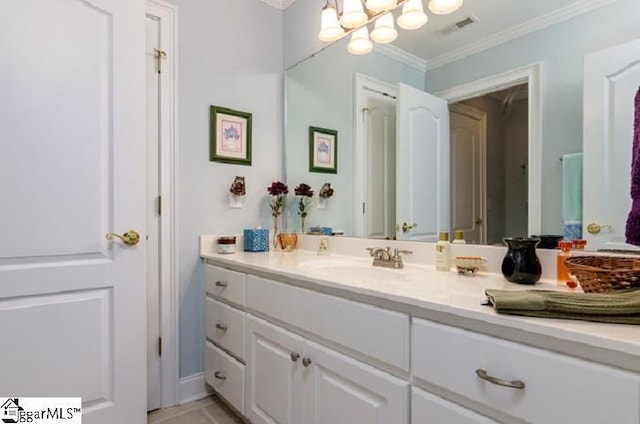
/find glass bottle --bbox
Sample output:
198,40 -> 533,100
556,240 -> 573,286
435,231 -> 451,271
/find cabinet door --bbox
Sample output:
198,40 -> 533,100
412,387 -> 498,424
304,340 -> 409,424
246,315 -> 305,424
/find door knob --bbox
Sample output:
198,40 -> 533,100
587,222 -> 613,234
290,352 -> 300,362
301,357 -> 312,367
475,217 -> 483,225
106,230 -> 140,246
401,222 -> 417,233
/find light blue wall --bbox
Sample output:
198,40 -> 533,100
425,0 -> 640,234
283,0 -> 325,70
286,41 -> 425,234
170,0 -> 283,379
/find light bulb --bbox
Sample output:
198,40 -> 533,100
397,0 -> 427,30
347,27 -> 373,55
371,13 -> 398,44
365,0 -> 396,13
428,0 -> 463,14
318,4 -> 345,42
341,0 -> 368,28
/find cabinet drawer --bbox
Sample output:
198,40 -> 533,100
204,264 -> 246,307
205,297 -> 246,361
247,275 -> 410,372
412,319 -> 640,424
204,341 -> 245,415
412,387 -> 497,424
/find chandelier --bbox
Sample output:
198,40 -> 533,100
318,0 -> 464,55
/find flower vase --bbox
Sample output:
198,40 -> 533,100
300,216 -> 306,234
272,216 -> 281,250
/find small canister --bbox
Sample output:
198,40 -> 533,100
217,236 -> 236,254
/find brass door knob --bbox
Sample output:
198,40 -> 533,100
586,222 -> 613,235
106,230 -> 140,246
475,217 -> 483,225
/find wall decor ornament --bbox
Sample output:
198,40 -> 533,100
317,182 -> 334,209
229,176 -> 246,209
210,105 -> 252,165
309,126 -> 338,174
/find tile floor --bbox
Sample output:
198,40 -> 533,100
147,395 -> 245,424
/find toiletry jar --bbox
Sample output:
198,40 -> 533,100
243,228 -> 269,252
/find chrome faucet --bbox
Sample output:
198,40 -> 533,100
366,247 -> 413,269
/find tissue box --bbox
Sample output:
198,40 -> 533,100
243,228 -> 269,252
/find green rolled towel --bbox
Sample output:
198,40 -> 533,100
484,289 -> 640,325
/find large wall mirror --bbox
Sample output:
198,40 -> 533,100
284,0 -> 639,250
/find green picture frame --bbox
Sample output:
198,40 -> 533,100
309,126 -> 337,174
210,105 -> 252,165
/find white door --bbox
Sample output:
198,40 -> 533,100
450,104 -> 486,244
0,1 -> 146,423
583,39 -> 640,250
304,340 -> 409,424
146,13 -> 162,412
365,94 -> 396,239
396,83 -> 450,241
246,315 -> 305,424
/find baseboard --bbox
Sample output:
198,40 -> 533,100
179,372 -> 213,404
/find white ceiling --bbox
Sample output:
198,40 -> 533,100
272,0 -> 619,70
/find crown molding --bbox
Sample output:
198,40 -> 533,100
257,0 -> 297,10
375,44 -> 427,73
425,0 -> 620,71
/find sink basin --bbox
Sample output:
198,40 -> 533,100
296,257 -> 424,283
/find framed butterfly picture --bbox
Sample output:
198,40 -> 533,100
309,126 -> 337,174
210,105 -> 252,165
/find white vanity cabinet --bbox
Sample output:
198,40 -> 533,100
203,264 -> 247,414
246,314 -> 410,424
412,387 -> 498,424
412,318 -> 640,424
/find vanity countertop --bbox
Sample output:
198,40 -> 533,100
200,236 -> 640,372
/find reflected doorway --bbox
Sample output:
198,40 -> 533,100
450,83 -> 529,245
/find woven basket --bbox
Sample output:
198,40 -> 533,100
564,256 -> 640,293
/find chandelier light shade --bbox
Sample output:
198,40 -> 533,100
365,0 -> 397,13
318,3 -> 345,42
318,0 -> 463,55
428,0 -> 463,15
347,26 -> 373,55
397,0 -> 428,30
340,0 -> 368,28
370,12 -> 398,44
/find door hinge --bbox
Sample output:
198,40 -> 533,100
158,337 -> 162,357
157,195 -> 162,216
363,202 -> 366,214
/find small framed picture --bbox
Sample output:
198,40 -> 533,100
309,126 -> 337,174
210,105 -> 252,165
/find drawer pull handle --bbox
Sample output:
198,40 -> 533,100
475,369 -> 525,389
215,323 -> 228,332
215,281 -> 227,288
290,352 -> 300,362
214,371 -> 226,381
302,357 -> 312,367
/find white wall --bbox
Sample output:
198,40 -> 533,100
286,41 -> 425,235
425,0 -> 640,235
170,0 -> 283,378
283,0 -> 325,69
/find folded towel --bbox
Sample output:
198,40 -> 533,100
484,289 -> 640,325
562,153 -> 583,240
625,86 -> 640,245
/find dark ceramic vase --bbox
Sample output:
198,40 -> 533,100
501,237 -> 542,284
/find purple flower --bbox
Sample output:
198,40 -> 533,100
294,183 -> 314,197
267,181 -> 289,196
